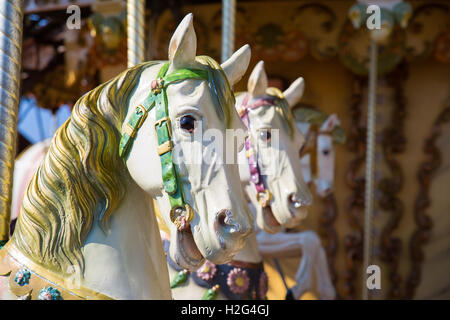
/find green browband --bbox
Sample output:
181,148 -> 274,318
119,62 -> 209,230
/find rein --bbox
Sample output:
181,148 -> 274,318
119,62 -> 209,231
238,93 -> 277,207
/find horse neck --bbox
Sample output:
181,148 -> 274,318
231,201 -> 262,263
81,180 -> 171,299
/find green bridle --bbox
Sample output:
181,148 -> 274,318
119,62 -> 209,231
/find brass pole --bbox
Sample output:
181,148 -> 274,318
0,0 -> 24,246
221,0 -> 236,63
362,40 -> 377,300
127,0 -> 145,67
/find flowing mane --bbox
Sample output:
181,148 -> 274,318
266,87 -> 295,138
10,56 -> 235,276
11,62 -> 155,275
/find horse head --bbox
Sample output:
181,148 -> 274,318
295,108 -> 346,198
236,61 -> 313,234
124,14 -> 254,270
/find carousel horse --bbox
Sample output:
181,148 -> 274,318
164,61 -> 334,300
293,108 -> 346,197
0,14 -> 254,300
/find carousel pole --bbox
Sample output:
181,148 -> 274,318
0,0 -> 24,247
362,40 -> 377,300
221,0 -> 236,62
127,0 -> 145,67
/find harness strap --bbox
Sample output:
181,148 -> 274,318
239,93 -> 276,207
119,62 -> 209,230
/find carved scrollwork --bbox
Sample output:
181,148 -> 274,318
405,4 -> 450,61
290,3 -> 338,60
378,63 -> 409,299
343,76 -> 366,299
319,193 -> 339,293
404,98 -> 450,299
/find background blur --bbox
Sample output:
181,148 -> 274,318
17,0 -> 450,300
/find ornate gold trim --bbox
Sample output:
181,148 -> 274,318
0,244 -> 113,300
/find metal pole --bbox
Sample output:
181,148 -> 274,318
362,40 -> 377,300
221,0 -> 236,63
0,0 -> 24,246
127,0 -> 145,68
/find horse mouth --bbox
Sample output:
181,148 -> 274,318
177,227 -> 204,269
263,206 -> 281,227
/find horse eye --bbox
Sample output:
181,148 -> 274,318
180,115 -> 196,133
259,129 -> 271,143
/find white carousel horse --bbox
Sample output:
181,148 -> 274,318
0,14 -> 254,300
165,61 -> 334,300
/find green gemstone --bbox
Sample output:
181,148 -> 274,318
170,270 -> 188,288
202,285 -> 220,300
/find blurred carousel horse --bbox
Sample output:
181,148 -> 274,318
294,108 -> 346,198
164,61 -> 335,300
290,106 -> 345,296
0,14 -> 254,300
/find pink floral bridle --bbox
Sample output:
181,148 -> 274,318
238,94 -> 278,208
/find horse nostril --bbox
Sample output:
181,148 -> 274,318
217,209 -> 228,226
215,209 -> 242,235
288,193 -> 311,208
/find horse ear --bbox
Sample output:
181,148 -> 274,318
283,77 -> 304,107
248,61 -> 267,97
320,114 -> 341,133
221,44 -> 251,87
168,13 -> 197,70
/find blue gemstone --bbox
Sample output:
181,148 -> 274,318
14,268 -> 31,286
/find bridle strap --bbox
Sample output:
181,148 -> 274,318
119,62 -> 209,230
239,93 -> 276,207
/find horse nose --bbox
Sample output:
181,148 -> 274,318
215,209 -> 244,236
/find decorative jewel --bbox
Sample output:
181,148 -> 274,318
151,78 -> 164,94
202,284 -> 220,300
38,287 -> 63,300
14,268 -> 31,286
259,271 -> 269,299
227,268 -> 250,295
170,270 -> 189,289
196,261 -> 217,282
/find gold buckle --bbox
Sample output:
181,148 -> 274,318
123,124 -> 137,138
238,107 -> 248,118
256,189 -> 272,207
154,116 -> 173,138
170,204 -> 194,231
135,105 -> 148,128
157,141 -> 174,156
